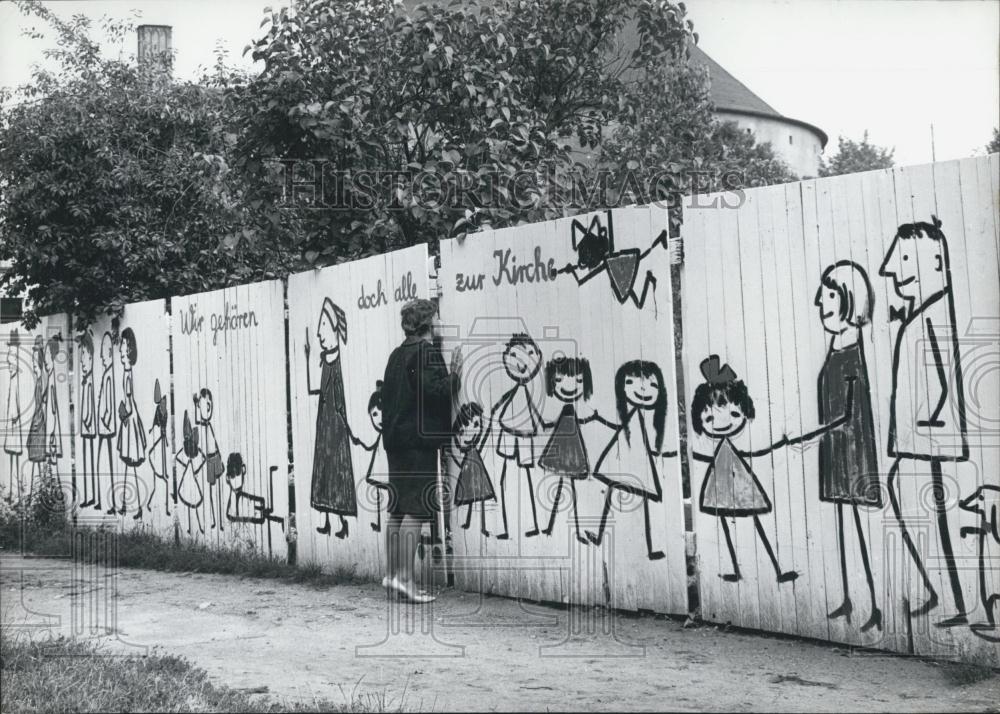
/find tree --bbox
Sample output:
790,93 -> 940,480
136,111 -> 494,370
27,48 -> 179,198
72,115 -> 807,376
2,0 -> 794,326
819,131 -> 894,177
234,0 -> 718,261
0,2 -> 301,328
987,128 -> 999,154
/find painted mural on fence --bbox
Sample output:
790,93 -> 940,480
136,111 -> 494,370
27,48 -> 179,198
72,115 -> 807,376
170,281 -> 288,557
288,245 -> 430,580
681,154 -> 999,664
439,207 -> 687,614
1,314 -> 71,507
71,299 -> 174,537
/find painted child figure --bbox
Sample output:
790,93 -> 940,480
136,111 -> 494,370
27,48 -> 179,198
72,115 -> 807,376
175,411 -> 206,536
450,402 -> 495,537
491,333 -> 545,539
538,355 -> 611,545
359,381 -> 390,532
691,355 -> 797,583
586,360 -> 676,559
77,331 -> 97,508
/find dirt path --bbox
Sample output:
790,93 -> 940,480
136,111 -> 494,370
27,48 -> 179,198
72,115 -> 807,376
1,554 -> 997,712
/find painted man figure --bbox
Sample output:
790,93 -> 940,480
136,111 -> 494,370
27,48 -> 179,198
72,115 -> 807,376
880,216 -> 969,627
492,333 -> 545,539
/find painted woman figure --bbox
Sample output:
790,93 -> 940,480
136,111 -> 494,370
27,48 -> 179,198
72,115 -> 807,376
175,410 -> 205,535
116,327 -> 146,519
194,389 -> 224,531
787,261 -> 881,632
450,402 -> 495,537
78,331 -> 98,508
586,360 -> 676,560
691,355 -> 797,584
304,298 -> 357,538
361,381 -> 390,532
25,336 -> 49,498
4,330 -> 23,501
146,379 -> 171,516
538,356 -> 610,544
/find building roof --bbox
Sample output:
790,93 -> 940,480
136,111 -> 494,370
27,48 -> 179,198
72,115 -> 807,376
689,44 -> 828,147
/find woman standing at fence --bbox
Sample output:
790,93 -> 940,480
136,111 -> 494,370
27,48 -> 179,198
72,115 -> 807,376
787,261 -> 882,632
381,299 -> 457,603
304,298 -> 357,539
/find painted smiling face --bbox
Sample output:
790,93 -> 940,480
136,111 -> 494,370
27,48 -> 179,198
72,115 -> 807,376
503,341 -> 541,384
699,398 -> 748,438
369,404 -> 382,433
455,412 -> 483,450
624,371 -> 660,409
553,372 -> 584,402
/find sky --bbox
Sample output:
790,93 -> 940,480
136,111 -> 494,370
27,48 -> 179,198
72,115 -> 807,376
0,0 -> 997,166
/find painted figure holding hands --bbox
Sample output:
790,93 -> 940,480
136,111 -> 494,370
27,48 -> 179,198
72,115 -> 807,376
787,261 -> 881,631
692,356 -> 797,584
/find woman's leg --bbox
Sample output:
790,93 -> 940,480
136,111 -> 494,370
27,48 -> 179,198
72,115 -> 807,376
828,503 -> 853,620
335,514 -> 349,539
463,502 -> 474,529
853,504 -> 882,632
133,467 -> 144,520
569,480 -> 585,544
385,513 -> 405,580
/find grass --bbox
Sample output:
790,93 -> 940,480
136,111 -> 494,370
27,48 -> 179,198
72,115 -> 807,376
0,631 -> 380,713
0,519 -> 356,589
940,661 -> 998,686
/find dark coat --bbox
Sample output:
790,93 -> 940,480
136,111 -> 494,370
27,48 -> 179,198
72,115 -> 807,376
381,336 -> 456,452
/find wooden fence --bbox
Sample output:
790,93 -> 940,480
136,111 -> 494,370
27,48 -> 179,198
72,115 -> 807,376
0,156 -> 995,664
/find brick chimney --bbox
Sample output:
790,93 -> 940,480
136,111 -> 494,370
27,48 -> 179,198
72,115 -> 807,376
137,25 -> 172,71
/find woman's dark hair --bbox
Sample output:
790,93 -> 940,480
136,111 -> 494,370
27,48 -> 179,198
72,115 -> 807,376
120,327 -> 138,365
690,379 -> 756,436
368,380 -> 383,412
545,356 -> 593,400
226,452 -> 244,478
452,401 -> 484,435
615,360 -> 666,452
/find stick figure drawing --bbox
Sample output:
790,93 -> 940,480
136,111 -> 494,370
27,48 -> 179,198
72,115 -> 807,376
692,355 -> 798,584
304,299 -> 358,538
554,211 -> 667,310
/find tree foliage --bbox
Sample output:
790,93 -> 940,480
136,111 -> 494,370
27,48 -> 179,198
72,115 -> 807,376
2,0 -> 797,327
987,128 -> 999,155
0,2 -> 300,328
819,130 -> 894,177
